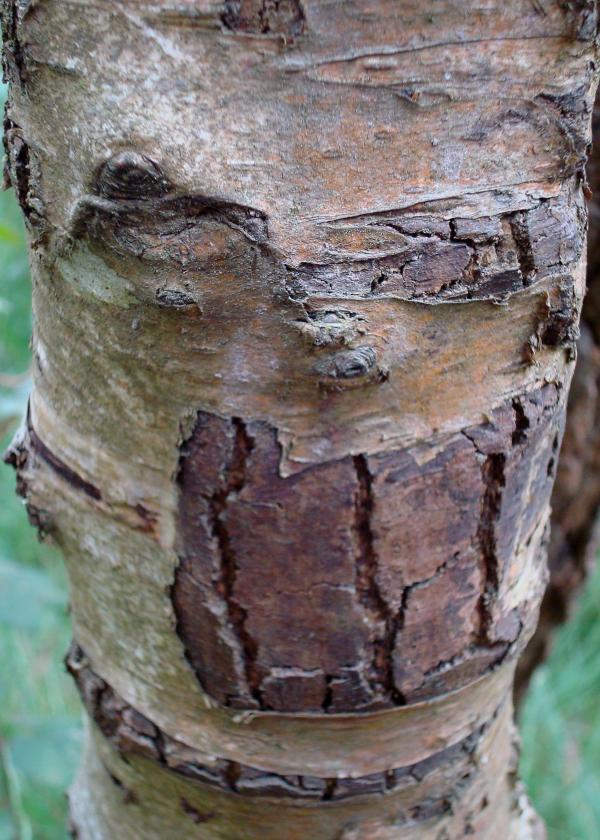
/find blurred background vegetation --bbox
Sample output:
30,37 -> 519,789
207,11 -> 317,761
0,83 -> 600,839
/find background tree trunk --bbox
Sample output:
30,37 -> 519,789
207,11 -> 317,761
2,1 -> 598,837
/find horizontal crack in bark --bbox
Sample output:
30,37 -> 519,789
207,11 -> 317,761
27,420 -> 102,500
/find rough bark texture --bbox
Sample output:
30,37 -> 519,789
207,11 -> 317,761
516,97 -> 600,701
2,1 -> 598,837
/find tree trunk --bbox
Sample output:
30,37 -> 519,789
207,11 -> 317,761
516,96 -> 600,702
2,2 -> 598,838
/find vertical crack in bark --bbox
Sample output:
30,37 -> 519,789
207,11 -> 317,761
224,760 -> 241,793
353,455 -> 404,705
1,0 -> 28,86
508,212 -> 535,286
476,453 -> 506,642
322,778 -> 338,801
212,418 -> 263,706
511,398 -> 530,446
321,675 -> 334,712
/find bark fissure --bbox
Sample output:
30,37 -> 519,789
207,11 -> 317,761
180,799 -> 215,825
212,418 -> 264,707
27,423 -> 102,501
353,454 -> 403,705
511,399 -> 531,447
508,213 -> 538,287
3,415 -> 102,510
476,453 -> 506,643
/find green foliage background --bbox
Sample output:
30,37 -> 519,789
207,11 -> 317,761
0,86 -> 599,840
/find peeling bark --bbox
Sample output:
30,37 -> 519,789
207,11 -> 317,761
2,0 -> 598,837
516,96 -> 600,700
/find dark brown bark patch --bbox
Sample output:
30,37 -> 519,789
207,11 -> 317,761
174,413 -> 374,712
173,386 -> 564,712
221,0 -> 305,38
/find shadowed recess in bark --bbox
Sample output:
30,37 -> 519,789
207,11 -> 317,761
3,118 -> 45,234
221,0 -> 305,37
70,149 -> 269,250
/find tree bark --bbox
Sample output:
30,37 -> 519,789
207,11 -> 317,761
2,2 -> 598,838
516,96 -> 600,702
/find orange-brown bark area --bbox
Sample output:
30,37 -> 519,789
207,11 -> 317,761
2,0 -> 599,837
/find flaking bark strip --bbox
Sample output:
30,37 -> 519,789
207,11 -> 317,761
3,120 -> 46,235
517,91 -> 600,698
287,188 -> 584,305
66,643 -> 490,804
0,0 -> 29,85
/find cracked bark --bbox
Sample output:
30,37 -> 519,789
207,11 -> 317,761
353,453 -> 403,705
516,92 -> 600,702
2,0 -> 598,838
